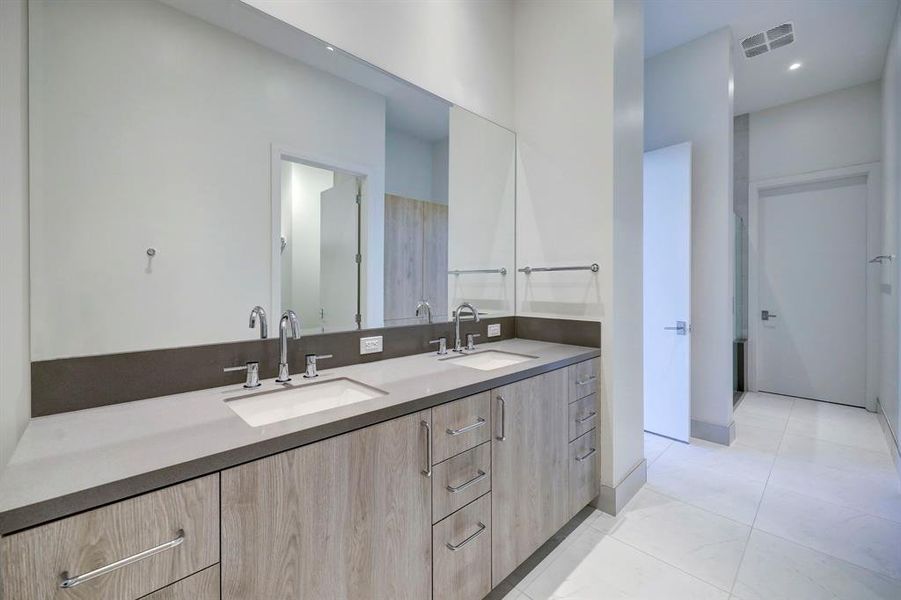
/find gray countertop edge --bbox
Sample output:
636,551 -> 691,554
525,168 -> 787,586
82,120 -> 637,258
0,348 -> 599,535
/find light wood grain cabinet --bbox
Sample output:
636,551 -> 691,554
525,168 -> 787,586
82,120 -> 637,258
491,369 -> 569,586
569,428 -> 599,517
431,391 -> 491,464
432,442 -> 491,522
0,475 -> 219,600
432,494 -> 491,600
220,410 -> 432,600
141,564 -> 219,600
568,358 -> 599,401
569,392 -> 598,441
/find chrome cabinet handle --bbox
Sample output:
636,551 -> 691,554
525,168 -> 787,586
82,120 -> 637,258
576,411 -> 597,424
59,529 -> 185,589
496,396 -> 506,441
446,522 -> 487,552
446,417 -> 486,436
576,375 -> 597,386
575,448 -> 597,462
421,420 -> 432,477
446,470 -> 487,494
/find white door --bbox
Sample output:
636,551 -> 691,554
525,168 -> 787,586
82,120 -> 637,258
757,176 -> 867,406
319,175 -> 360,331
643,143 -> 692,442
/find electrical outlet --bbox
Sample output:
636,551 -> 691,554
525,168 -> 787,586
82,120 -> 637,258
359,335 -> 383,354
487,323 -> 501,337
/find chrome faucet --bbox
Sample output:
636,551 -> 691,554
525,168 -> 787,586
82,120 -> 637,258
249,305 -> 268,338
452,302 -> 480,353
415,300 -> 433,324
276,310 -> 301,383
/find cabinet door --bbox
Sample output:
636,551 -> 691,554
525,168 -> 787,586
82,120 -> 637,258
422,201 -> 448,321
384,194 -> 424,325
491,370 -> 569,586
142,565 -> 219,600
221,411 -> 432,599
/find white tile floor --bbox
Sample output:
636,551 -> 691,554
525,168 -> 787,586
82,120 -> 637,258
502,392 -> 901,600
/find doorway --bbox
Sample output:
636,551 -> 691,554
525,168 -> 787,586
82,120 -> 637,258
272,153 -> 365,333
643,142 -> 692,442
750,165 -> 882,408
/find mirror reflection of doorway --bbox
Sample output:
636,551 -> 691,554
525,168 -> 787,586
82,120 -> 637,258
279,158 -> 363,333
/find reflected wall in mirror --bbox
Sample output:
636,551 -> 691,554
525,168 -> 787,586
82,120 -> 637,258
28,0 -> 515,361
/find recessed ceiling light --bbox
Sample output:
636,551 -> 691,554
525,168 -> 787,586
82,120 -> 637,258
789,62 -> 802,71
325,45 -> 335,52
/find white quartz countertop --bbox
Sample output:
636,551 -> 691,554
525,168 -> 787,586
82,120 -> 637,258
0,338 -> 599,534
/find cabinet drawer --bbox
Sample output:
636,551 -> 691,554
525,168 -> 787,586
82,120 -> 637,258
432,391 -> 491,463
142,564 -> 219,600
0,475 -> 219,600
433,494 -> 491,600
569,393 -> 598,441
569,429 -> 599,516
568,358 -> 599,401
432,442 -> 491,523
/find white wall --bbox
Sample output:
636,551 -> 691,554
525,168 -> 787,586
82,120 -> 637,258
645,28 -> 735,442
281,162 -> 334,326
882,5 -> 901,457
385,128 -> 448,204
29,0 -> 385,359
0,0 -> 31,468
514,0 -> 645,498
448,106 -> 516,317
241,0 -> 515,130
749,82 -> 883,182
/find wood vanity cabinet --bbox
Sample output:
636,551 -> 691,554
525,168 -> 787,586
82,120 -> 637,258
220,410 -> 432,600
0,475 -> 219,600
490,368 -> 570,586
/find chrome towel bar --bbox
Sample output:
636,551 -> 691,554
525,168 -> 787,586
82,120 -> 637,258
448,267 -> 508,275
518,263 -> 599,274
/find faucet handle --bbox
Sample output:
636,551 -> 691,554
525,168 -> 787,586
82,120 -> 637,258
430,337 -> 448,356
303,354 -> 333,378
466,333 -> 481,351
224,361 -> 261,389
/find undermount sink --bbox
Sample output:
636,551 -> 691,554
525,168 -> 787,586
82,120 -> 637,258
226,377 -> 387,427
442,350 -> 537,371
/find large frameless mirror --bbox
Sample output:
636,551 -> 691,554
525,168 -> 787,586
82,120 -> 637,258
27,0 -> 515,361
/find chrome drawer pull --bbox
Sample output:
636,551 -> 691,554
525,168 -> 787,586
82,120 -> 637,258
446,470 -> 487,494
496,396 -> 506,441
576,375 -> 597,386
576,411 -> 597,424
446,522 -> 487,552
575,448 -> 597,462
422,420 -> 432,477
59,529 -> 185,589
446,417 -> 486,436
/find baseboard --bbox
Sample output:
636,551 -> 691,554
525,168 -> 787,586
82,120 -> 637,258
594,458 -> 646,515
876,399 -> 901,483
691,419 -> 736,446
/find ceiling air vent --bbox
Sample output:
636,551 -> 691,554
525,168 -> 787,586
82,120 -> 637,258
740,22 -> 794,58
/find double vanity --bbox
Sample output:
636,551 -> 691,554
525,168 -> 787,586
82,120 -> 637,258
0,339 -> 600,599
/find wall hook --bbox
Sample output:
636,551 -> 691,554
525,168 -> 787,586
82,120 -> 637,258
146,248 -> 157,257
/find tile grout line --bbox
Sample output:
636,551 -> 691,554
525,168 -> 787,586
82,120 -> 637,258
726,396 -> 793,594
602,525 -> 742,595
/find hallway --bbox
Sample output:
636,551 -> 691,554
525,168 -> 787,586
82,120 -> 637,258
503,393 -> 901,599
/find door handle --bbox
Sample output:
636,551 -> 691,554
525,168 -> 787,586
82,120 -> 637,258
761,310 -> 777,321
663,321 -> 688,335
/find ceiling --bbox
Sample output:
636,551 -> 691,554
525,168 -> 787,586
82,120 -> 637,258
644,0 -> 899,114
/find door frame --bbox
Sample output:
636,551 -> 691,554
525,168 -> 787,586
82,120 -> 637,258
747,162 -> 882,411
270,144 -> 376,328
